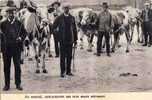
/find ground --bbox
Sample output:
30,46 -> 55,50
0,31 -> 152,93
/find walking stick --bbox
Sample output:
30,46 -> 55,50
72,44 -> 76,72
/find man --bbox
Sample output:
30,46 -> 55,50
96,2 -> 112,57
141,2 -> 152,47
0,5 -> 27,91
53,3 -> 78,78
50,1 -> 62,57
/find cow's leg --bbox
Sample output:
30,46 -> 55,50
112,33 -> 119,53
41,49 -> 48,74
47,38 -> 53,57
28,44 -> 33,61
34,45 -> 40,74
137,24 -> 141,43
117,34 -> 121,48
79,29 -> 84,49
20,50 -> 24,64
90,33 -> 94,47
87,32 -> 94,52
125,30 -> 131,53
130,24 -> 134,43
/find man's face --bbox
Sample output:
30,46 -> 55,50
7,11 -> 15,20
63,7 -> 69,14
103,5 -> 108,11
145,5 -> 150,9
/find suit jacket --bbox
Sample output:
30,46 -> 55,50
53,13 -> 78,44
141,9 -> 152,22
98,10 -> 112,32
0,18 -> 27,52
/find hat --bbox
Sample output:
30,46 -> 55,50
102,2 -> 109,8
5,7 -> 16,12
5,0 -> 17,12
51,1 -> 61,7
144,2 -> 150,6
62,3 -> 71,9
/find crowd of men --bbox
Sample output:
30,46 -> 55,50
0,0 -> 152,91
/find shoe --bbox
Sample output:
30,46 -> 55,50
107,53 -> 111,57
66,73 -> 74,76
55,55 -> 59,58
20,59 -> 24,64
94,53 -> 101,56
42,69 -> 48,73
16,86 -> 23,91
148,44 -> 151,47
3,86 -> 10,91
60,74 -> 65,78
49,54 -> 53,58
126,50 -> 130,53
35,69 -> 40,74
142,44 -> 147,46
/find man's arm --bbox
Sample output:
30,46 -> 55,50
72,17 -> 78,42
19,21 -> 27,41
52,15 -> 60,33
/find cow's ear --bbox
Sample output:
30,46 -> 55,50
27,7 -> 36,13
48,8 -> 54,13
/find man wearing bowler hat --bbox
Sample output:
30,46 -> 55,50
0,4 -> 27,91
96,2 -> 112,57
53,3 -> 78,78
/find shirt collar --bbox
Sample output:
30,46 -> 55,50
64,13 -> 70,17
8,18 -> 15,24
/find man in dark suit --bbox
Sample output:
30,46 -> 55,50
53,3 -> 78,78
141,2 -> 152,47
0,6 -> 27,91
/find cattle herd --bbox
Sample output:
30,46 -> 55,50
0,2 -> 150,72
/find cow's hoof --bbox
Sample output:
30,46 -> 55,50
35,70 -> 40,74
118,45 -> 122,48
37,59 -> 41,63
49,54 -> 53,58
28,58 -> 33,61
87,49 -> 92,52
126,50 -> 130,53
42,69 -> 48,74
80,47 -> 84,50
55,55 -> 59,58
137,39 -> 140,43
111,49 -> 115,53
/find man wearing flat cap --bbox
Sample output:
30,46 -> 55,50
96,2 -> 112,57
0,4 -> 27,91
141,2 -> 152,47
53,3 -> 78,78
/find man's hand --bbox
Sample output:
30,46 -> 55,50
16,37 -> 22,41
74,41 -> 77,47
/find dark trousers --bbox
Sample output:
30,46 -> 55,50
97,31 -> 110,54
60,43 -> 73,75
53,33 -> 59,56
143,22 -> 152,45
2,45 -> 21,87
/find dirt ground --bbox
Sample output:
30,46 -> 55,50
0,30 -> 152,93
